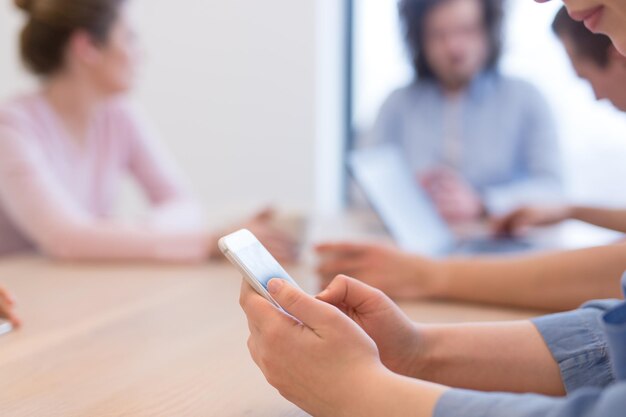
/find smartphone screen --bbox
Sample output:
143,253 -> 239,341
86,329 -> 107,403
230,239 -> 298,291
220,229 -> 301,301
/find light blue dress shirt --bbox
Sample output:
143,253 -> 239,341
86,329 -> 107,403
369,72 -> 563,214
434,272 -> 626,417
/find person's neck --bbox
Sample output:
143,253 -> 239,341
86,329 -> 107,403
42,73 -> 104,145
440,81 -> 470,99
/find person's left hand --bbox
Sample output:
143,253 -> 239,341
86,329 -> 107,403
317,275 -> 424,378
420,167 -> 485,223
491,205 -> 572,237
0,286 -> 21,328
240,278 -> 387,417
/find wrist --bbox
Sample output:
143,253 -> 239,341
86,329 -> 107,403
401,323 -> 431,379
335,363 -> 393,417
342,362 -> 446,417
567,205 -> 582,220
408,324 -> 440,381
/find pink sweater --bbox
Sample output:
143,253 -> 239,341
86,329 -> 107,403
0,93 -> 211,261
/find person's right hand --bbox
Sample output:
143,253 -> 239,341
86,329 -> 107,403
315,242 -> 444,300
317,275 -> 424,378
420,167 -> 485,223
0,286 -> 21,328
240,278 -> 388,417
492,205 -> 572,237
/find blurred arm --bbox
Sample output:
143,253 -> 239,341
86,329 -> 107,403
123,105 -> 206,231
436,244 -> 625,311
0,127 -> 211,262
569,206 -> 626,234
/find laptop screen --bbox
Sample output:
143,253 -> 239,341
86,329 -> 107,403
349,144 -> 456,256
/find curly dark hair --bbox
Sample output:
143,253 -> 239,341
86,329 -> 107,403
398,0 -> 504,80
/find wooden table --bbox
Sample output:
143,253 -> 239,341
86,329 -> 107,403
0,256 -> 545,417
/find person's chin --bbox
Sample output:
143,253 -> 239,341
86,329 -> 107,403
598,15 -> 626,56
614,34 -> 626,57
607,34 -> 626,57
110,82 -> 134,97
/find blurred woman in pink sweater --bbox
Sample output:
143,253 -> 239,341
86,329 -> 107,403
0,0 -> 295,262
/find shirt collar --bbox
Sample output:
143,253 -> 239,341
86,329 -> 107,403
466,70 -> 499,102
421,70 -> 500,103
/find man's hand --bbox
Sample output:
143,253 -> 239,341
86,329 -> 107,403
421,167 -> 485,223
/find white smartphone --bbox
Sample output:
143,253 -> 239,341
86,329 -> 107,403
0,319 -> 13,337
219,229 -> 301,309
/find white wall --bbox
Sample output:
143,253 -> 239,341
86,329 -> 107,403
315,0 -> 349,215
0,0 -> 317,222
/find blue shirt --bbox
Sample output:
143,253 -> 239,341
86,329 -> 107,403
434,273 -> 626,417
369,72 -> 563,214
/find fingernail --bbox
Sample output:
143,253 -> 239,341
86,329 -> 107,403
267,279 -> 284,295
316,288 -> 329,299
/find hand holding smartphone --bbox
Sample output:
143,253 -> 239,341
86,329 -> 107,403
219,229 -> 302,309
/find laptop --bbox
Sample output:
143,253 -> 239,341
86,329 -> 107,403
348,144 -> 534,257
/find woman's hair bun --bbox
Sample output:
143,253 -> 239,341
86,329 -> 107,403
14,0 -> 35,13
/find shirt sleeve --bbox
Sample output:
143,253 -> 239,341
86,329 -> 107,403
360,89 -> 404,149
602,301 -> 626,381
117,103 -> 206,231
434,384 -> 626,417
482,83 -> 564,215
532,300 -> 620,393
0,114 -> 211,262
